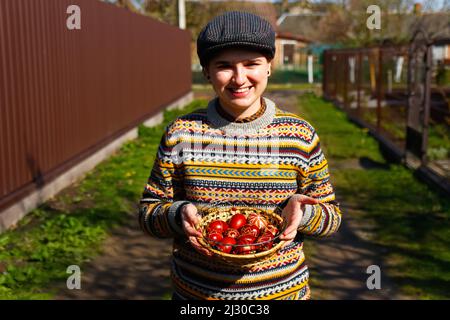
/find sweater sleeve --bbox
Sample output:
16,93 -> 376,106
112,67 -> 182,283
296,129 -> 342,237
138,122 -> 190,239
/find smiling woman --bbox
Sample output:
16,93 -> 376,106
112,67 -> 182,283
138,11 -> 343,301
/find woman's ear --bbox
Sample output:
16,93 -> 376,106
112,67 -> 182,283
267,63 -> 272,77
202,68 -> 211,81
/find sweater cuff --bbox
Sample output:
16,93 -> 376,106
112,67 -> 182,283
298,203 -> 314,228
167,201 -> 191,236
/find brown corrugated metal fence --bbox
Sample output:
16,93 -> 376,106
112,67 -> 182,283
0,0 -> 192,213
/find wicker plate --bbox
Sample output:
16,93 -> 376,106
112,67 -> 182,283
197,206 -> 286,266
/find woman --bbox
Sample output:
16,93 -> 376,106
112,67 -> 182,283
138,11 -> 342,300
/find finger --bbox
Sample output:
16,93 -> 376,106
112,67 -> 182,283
183,221 -> 202,237
282,224 -> 297,237
184,214 -> 201,229
191,211 -> 202,225
282,211 -> 302,236
192,212 -> 203,236
282,215 -> 302,235
279,229 -> 297,241
296,195 -> 320,205
189,236 -> 212,257
181,208 -> 202,237
185,206 -> 201,225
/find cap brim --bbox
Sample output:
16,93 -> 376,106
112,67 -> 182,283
199,42 -> 274,66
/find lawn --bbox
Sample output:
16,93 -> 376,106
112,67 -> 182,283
0,99 -> 206,299
297,93 -> 450,300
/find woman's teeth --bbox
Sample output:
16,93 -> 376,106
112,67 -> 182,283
230,87 -> 250,92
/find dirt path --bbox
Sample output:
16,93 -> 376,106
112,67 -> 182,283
56,89 -> 408,300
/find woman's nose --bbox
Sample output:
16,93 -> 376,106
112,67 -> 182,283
231,66 -> 246,85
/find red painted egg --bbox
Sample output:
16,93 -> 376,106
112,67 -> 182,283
256,233 -> 274,251
224,228 -> 240,239
237,234 -> 256,244
234,236 -> 257,255
265,224 -> 279,237
228,213 -> 247,230
240,224 -> 260,238
247,213 -> 268,231
207,220 -> 228,234
207,231 -> 223,243
216,237 -> 236,254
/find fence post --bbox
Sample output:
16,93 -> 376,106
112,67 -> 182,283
322,51 -> 328,98
357,51 -> 362,114
333,54 -> 338,100
308,55 -> 314,84
377,48 -> 383,132
422,44 -> 432,165
343,53 -> 349,110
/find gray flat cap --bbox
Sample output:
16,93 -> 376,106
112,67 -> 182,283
197,11 -> 276,67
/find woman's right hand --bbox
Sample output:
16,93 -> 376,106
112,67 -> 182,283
180,204 -> 212,256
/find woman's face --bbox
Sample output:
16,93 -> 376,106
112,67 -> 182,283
204,48 -> 271,113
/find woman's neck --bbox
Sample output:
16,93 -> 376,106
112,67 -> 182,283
218,98 -> 262,121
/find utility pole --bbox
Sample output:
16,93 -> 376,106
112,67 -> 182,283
178,0 -> 186,29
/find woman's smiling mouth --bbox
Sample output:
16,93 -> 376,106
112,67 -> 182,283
227,86 -> 253,98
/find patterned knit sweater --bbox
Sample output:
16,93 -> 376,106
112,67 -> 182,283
139,97 -> 342,300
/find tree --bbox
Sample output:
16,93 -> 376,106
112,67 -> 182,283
316,4 -> 352,44
314,0 -> 438,47
102,0 -> 145,14
142,0 -> 178,25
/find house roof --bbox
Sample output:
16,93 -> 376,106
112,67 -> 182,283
277,13 -> 325,43
276,31 -> 311,43
411,12 -> 450,42
277,10 -> 450,45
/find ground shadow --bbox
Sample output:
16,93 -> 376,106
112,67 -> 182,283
305,208 -> 407,300
358,156 -> 391,170
55,211 -> 174,300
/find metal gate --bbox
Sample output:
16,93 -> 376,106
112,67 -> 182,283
406,28 -> 433,165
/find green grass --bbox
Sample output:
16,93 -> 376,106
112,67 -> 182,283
298,93 -> 450,300
0,99 -> 207,299
428,123 -> 450,161
297,94 -> 385,162
359,109 -> 406,142
332,101 -> 449,161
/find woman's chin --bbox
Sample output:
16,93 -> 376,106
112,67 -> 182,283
227,102 -> 252,112
222,95 -> 257,109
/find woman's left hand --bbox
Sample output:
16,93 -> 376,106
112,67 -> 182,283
278,194 -> 320,247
